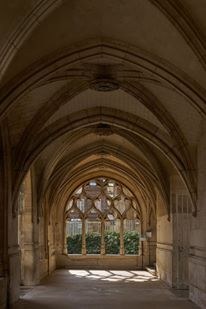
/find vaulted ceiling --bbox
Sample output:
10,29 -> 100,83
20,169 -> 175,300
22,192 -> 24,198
1,0 -> 205,219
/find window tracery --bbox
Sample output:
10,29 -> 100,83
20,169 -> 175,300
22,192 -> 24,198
65,178 -> 141,255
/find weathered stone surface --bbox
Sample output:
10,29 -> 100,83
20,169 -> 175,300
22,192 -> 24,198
13,270 -> 199,309
0,1 -> 206,308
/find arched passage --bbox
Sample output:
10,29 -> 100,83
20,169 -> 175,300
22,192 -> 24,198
61,177 -> 146,269
0,1 -> 206,308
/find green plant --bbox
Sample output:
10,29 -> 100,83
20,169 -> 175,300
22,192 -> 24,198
67,230 -> 139,255
86,233 -> 101,254
67,234 -> 82,254
124,231 -> 139,254
104,231 -> 120,254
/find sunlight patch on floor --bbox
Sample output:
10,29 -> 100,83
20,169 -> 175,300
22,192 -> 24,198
68,269 -> 159,282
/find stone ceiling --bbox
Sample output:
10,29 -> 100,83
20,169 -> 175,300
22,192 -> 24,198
0,0 -> 205,218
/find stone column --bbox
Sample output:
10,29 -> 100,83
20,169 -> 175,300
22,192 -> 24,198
63,221 -> 68,254
100,220 -> 105,255
0,132 -> 8,309
189,123 -> 206,308
156,192 -> 173,285
120,219 -> 124,255
47,222 -> 56,273
20,171 -> 40,286
171,188 -> 191,289
82,219 -> 86,255
1,122 -> 21,306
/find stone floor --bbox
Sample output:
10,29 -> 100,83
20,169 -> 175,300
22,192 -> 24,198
13,269 -> 199,308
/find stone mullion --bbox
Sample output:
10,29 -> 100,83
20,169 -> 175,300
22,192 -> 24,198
120,219 -> 124,255
63,219 -> 67,254
82,219 -> 86,255
100,220 -> 105,255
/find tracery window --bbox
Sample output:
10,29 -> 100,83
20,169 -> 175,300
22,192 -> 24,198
65,178 -> 141,255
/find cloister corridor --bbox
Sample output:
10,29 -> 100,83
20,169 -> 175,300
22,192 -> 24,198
14,270 -> 198,309
1,1 -> 206,308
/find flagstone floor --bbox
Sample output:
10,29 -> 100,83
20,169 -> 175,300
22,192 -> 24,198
13,269 -> 199,308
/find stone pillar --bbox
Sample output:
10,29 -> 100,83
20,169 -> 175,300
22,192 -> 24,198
189,122 -> 206,308
20,171 -> 40,286
145,198 -> 156,267
156,192 -> 173,285
1,122 -> 21,306
100,221 -> 105,255
82,220 -> 86,255
171,188 -> 191,289
47,222 -> 56,273
140,217 -> 150,268
63,221 -> 67,254
120,219 -> 124,255
0,132 -> 8,309
156,175 -> 192,289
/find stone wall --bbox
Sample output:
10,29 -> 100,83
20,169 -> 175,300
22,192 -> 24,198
156,213 -> 173,286
57,254 -> 142,269
156,177 -> 192,289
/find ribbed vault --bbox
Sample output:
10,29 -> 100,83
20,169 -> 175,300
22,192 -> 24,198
1,1 -> 206,306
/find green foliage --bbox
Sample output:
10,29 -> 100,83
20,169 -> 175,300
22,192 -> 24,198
124,231 -> 139,255
67,231 -> 139,255
67,234 -> 82,254
86,233 -> 101,254
104,231 -> 120,254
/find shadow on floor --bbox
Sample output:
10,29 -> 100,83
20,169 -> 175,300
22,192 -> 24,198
13,269 -> 199,309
